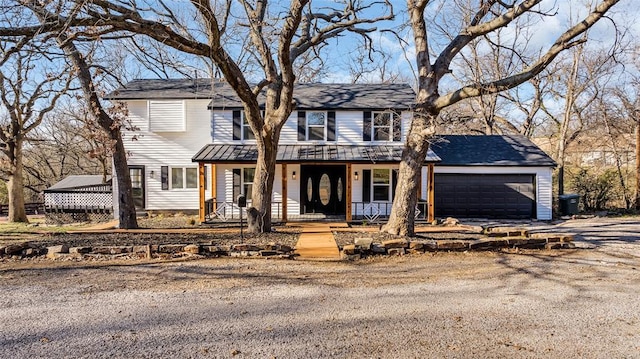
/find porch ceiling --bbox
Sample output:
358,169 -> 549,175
192,144 -> 441,164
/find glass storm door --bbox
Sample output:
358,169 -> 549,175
301,165 -> 346,215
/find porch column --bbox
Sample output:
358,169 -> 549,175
282,164 -> 288,222
427,163 -> 435,223
198,162 -> 205,223
346,163 -> 352,222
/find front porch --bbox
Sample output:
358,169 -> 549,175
192,143 -> 440,225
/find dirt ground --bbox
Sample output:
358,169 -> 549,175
0,217 -> 639,358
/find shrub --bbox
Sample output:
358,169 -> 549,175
570,168 -> 618,211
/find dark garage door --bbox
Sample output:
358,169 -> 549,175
435,174 -> 535,218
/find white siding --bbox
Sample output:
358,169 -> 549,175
149,100 -> 185,132
216,164 -> 300,219
401,111 -> 411,142
280,112 -> 299,143
536,168 -> 553,220
286,164 -> 301,215
212,110 -> 234,143
432,166 -> 554,220
119,99 -> 213,210
215,109 -> 410,145
337,111 -> 363,144
421,166 -> 428,201
351,164 -> 398,217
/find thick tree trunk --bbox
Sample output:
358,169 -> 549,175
382,109 -> 435,236
7,140 -> 28,223
247,136 -> 277,233
54,34 -> 138,229
112,130 -> 138,229
636,123 -> 640,210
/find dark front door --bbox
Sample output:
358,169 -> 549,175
301,165 -> 346,215
129,166 -> 145,210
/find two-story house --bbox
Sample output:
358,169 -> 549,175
108,79 -> 555,223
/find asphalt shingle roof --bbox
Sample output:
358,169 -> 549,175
432,135 -> 556,167
107,79 -> 415,110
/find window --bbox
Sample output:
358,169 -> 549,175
363,111 -> 401,141
307,111 -> 326,140
233,168 -> 256,202
171,167 -> 198,189
242,112 -> 255,140
243,168 -> 255,200
373,112 -> 392,141
372,169 -> 391,201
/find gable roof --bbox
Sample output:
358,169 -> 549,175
107,79 -> 415,111
431,135 -> 556,167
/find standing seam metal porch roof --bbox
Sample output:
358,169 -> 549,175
192,135 -> 556,167
193,144 -> 441,164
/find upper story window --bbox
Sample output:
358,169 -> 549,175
307,111 -> 326,140
298,111 -> 336,142
242,112 -> 255,140
232,110 -> 255,140
363,111 -> 401,142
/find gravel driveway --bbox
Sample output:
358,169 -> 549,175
1,217 -> 639,358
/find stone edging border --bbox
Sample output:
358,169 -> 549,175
1,227 -> 575,261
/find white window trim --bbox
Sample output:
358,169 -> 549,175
371,111 -> 394,142
372,168 -> 392,202
306,111 -> 327,141
170,167 -> 199,190
241,111 -> 256,141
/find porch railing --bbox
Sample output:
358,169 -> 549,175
204,198 -> 282,222
351,201 -> 430,223
204,198 -> 430,224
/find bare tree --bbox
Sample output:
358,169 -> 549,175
9,0 -> 395,232
611,82 -> 640,209
55,38 -> 139,229
0,39 -> 72,222
23,105 -> 113,192
383,0 -> 620,236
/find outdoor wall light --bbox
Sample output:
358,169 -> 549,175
150,170 -> 155,178
354,171 -> 359,181
292,171 -> 296,180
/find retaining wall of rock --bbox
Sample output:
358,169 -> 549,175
340,228 -> 575,260
0,242 -> 295,261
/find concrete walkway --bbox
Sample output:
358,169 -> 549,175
292,222 -> 342,260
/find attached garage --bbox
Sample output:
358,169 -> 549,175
428,135 -> 556,220
435,173 -> 535,218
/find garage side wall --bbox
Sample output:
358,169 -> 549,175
432,166 -> 553,220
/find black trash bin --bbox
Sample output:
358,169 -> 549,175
558,194 -> 580,216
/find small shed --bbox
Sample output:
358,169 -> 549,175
44,175 -> 113,223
